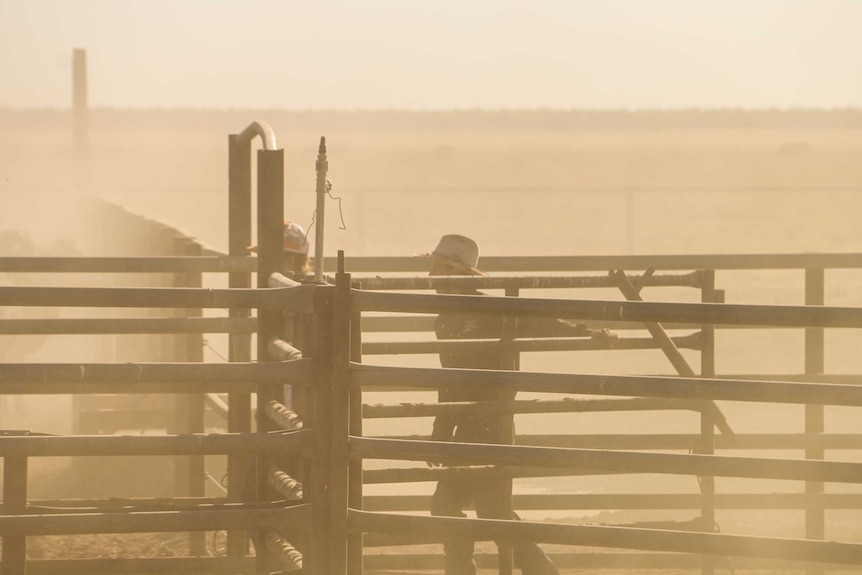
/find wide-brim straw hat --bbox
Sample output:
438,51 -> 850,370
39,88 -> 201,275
421,234 -> 486,276
247,221 -> 310,255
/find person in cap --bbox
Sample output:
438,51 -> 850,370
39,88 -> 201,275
247,221 -> 312,409
426,234 -> 617,575
247,221 -> 312,279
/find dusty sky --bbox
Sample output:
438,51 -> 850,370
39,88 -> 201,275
1,0 -> 861,109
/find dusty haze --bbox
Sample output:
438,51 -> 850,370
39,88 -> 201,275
2,108 -> 862,563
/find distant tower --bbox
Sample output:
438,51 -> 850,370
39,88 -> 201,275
73,48 -> 89,195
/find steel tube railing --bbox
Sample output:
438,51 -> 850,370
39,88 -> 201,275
0,256 -> 255,273
0,284 -> 315,310
354,290 -> 862,328
351,364 -> 862,406
351,437 -> 862,483
0,359 -> 311,393
0,317 -> 256,335
323,252 -> 862,273
0,504 -> 306,537
350,510 -> 862,565
0,429 -> 309,457
362,332 -> 700,355
353,271 -> 702,291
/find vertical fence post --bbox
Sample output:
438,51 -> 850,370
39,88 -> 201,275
255,147 -> 285,574
805,267 -> 825,575
699,269 -> 717,575
227,133 -> 253,558
331,252 -> 352,575
166,228 -> 190,500
497,286 -> 520,575
3,456 -> 28,575
348,278 -> 364,575
178,237 -> 206,556
310,284 -> 335,575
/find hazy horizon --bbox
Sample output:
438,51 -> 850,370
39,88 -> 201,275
2,0 -> 861,110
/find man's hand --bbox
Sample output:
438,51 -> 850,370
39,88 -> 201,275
590,328 -> 619,348
427,431 -> 450,468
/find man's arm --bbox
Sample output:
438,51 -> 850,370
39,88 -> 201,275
516,317 -> 616,342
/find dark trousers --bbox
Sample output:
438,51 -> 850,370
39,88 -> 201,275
430,474 -> 558,575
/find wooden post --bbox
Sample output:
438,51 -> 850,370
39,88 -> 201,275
331,253 -> 352,575
226,133 -> 253,558
72,48 -> 89,195
805,267 -> 825,575
3,456 -> 28,575
699,270 -> 717,575
179,237 -> 206,556
497,286 -> 520,575
310,285 -> 335,574
347,278 -> 364,575
255,148 -> 285,574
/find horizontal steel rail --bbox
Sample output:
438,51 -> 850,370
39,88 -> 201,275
0,284 -> 315,310
19,556 -> 256,575
28,491 -> 862,515
1,497 -> 228,513
0,359 -> 311,394
0,317 -> 256,335
354,290 -> 862,328
351,437 -> 862,483
374,432 -> 862,451
362,552 -> 841,572
4,253 -> 862,275
351,364 -> 862,406
0,429 -> 309,457
350,510 -> 862,565
325,252 -> 862,273
357,372 -> 862,392
364,492 -> 862,512
359,315 -> 803,333
362,465 -> 637,484
0,256 -> 255,274
362,332 -> 700,355
519,432 -> 862,450
0,504 -> 307,537
362,397 -> 708,419
352,271 -> 702,291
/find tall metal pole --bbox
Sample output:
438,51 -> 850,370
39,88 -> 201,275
72,48 -> 89,195
314,137 -> 328,282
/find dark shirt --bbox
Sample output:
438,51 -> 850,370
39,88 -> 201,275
432,291 -> 594,444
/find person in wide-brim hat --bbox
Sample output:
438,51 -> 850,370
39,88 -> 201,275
423,234 -> 487,277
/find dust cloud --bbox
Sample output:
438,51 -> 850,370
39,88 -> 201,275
2,108 -> 862,544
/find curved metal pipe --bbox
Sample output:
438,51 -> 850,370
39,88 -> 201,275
235,121 -> 277,150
